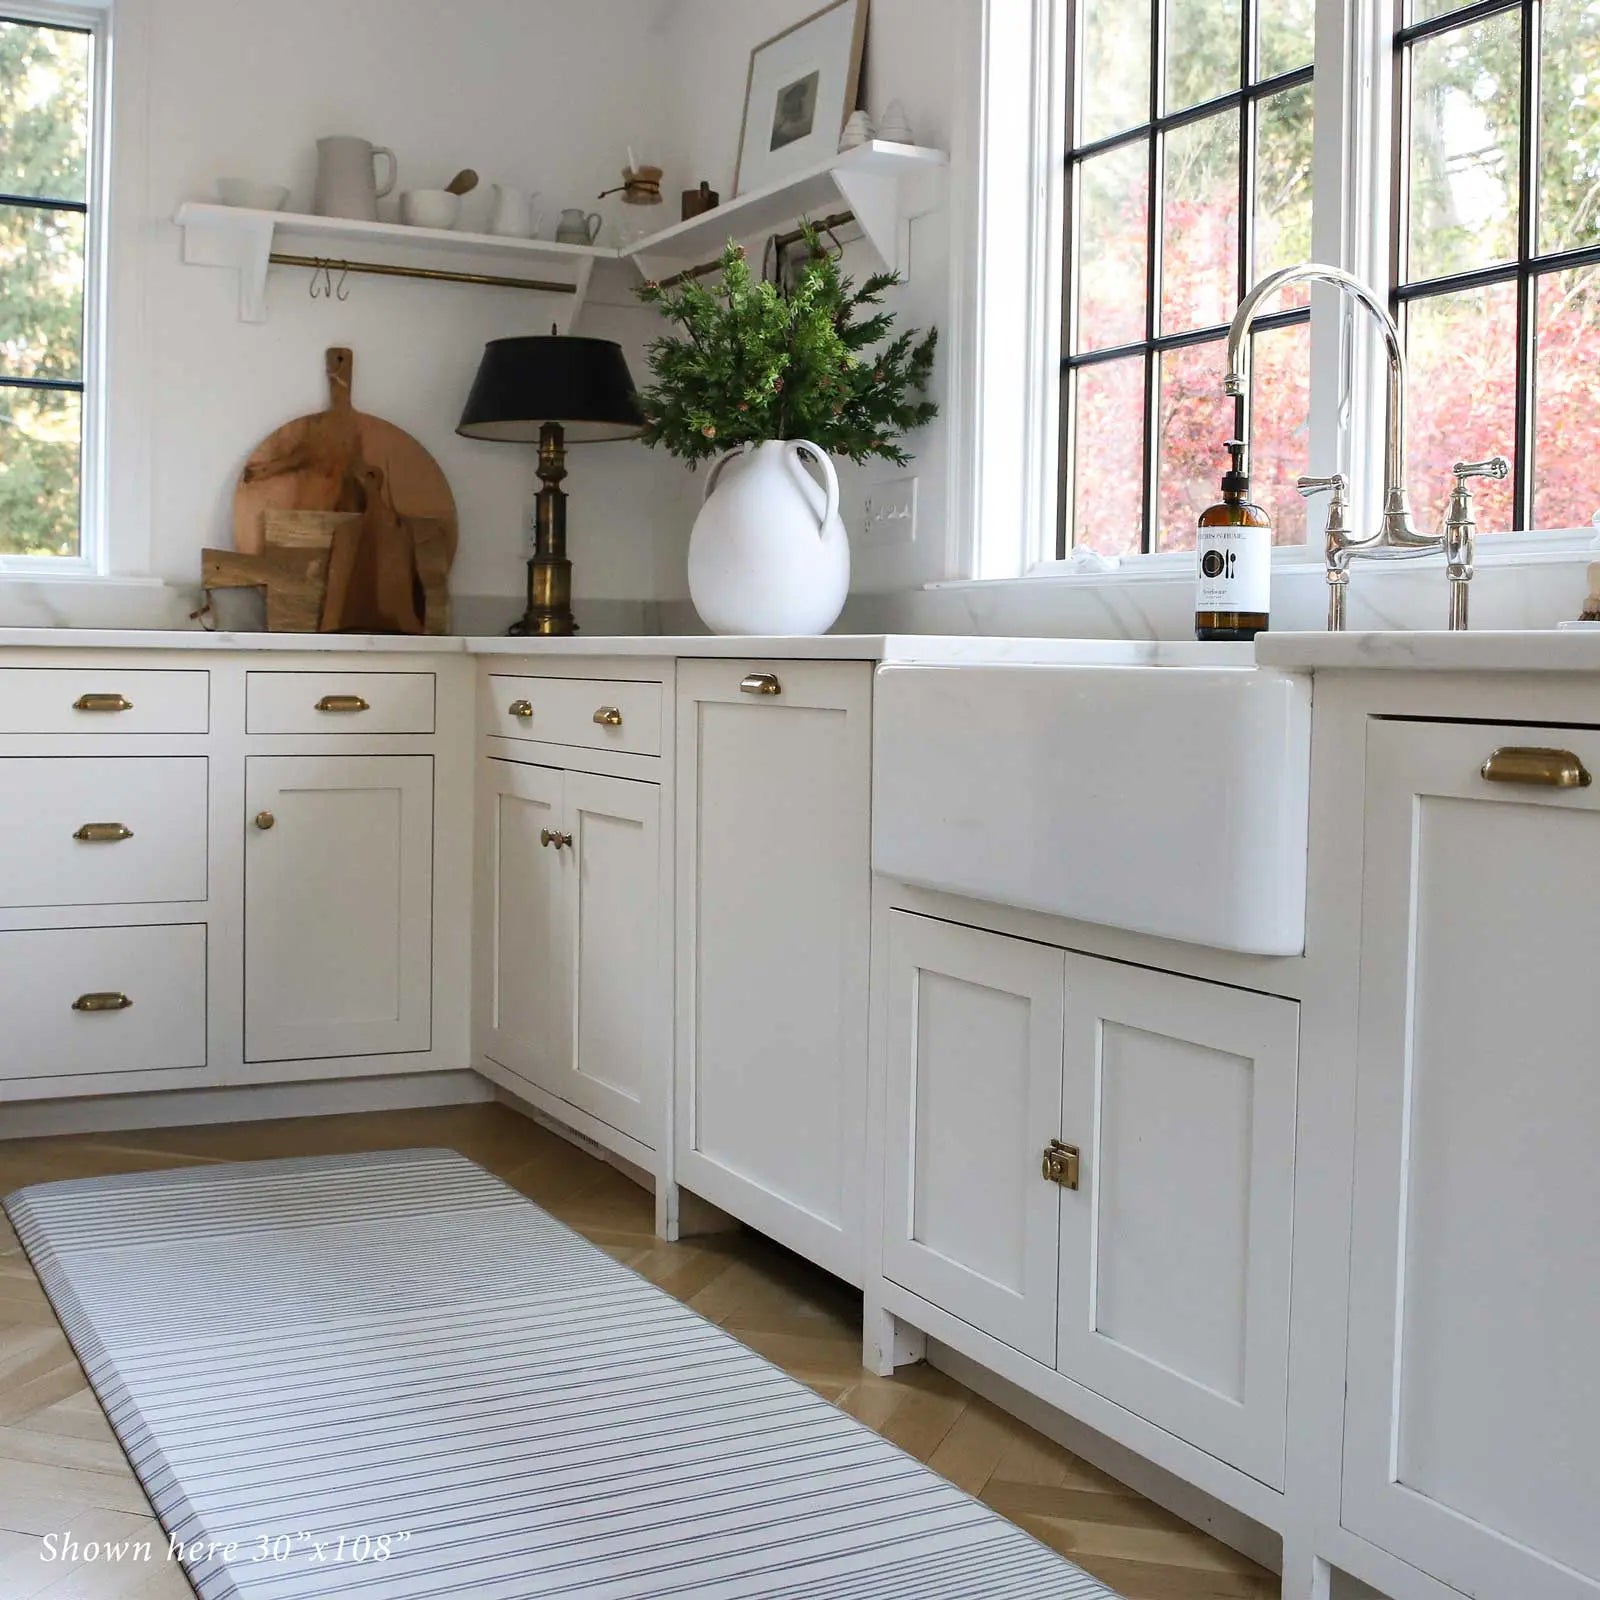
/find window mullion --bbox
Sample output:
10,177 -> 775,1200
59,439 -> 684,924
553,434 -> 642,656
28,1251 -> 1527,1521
1142,0 -> 1165,554
1513,0 -> 1540,528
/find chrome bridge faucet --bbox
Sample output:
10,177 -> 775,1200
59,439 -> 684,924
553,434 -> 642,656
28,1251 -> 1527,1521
1222,262 -> 1507,631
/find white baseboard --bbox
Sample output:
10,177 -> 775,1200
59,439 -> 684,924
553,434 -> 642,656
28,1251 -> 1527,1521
927,1340 -> 1283,1575
489,1083 -> 655,1195
1,1070 -> 493,1138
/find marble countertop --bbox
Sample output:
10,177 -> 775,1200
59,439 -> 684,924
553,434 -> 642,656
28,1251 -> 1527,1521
1255,627 -> 1600,673
1,625 -> 1594,672
0,628 -> 1257,667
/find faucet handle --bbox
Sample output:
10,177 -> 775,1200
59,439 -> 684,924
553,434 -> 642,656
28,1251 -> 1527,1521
1452,456 -> 1510,482
1297,473 -> 1349,498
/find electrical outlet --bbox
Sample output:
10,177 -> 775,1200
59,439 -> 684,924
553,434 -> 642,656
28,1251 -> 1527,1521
862,476 -> 918,547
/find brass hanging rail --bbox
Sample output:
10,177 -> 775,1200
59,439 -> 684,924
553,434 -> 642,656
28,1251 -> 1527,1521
270,251 -> 577,295
652,210 -> 857,289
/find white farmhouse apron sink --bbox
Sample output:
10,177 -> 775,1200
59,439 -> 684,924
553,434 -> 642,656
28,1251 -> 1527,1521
872,658 -> 1312,956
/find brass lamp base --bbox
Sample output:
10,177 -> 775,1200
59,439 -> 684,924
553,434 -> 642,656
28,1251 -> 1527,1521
508,420 -> 577,637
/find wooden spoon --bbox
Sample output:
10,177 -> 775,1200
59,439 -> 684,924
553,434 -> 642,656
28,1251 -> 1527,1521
445,169 -> 478,196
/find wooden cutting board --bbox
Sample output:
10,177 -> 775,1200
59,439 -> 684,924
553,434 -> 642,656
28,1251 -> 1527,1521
232,347 -> 458,562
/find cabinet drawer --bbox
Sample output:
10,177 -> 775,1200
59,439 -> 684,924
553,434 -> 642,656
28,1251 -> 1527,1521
485,675 -> 662,756
0,669 -> 208,735
0,757 -> 208,907
246,672 -> 436,735
0,923 -> 206,1082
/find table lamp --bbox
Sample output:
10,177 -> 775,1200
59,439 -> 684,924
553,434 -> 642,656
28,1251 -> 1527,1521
457,334 -> 645,636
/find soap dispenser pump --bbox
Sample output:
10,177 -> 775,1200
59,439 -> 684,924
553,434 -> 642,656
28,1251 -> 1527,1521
1195,439 -> 1271,641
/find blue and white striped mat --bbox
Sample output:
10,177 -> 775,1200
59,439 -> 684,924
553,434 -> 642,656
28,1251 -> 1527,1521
6,1148 -> 1117,1598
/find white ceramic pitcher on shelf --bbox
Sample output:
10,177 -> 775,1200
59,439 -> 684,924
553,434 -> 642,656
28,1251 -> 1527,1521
488,186 -> 542,238
313,136 -> 396,221
687,440 -> 850,636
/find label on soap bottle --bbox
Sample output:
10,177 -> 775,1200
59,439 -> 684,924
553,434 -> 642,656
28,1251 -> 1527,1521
1195,523 -> 1270,613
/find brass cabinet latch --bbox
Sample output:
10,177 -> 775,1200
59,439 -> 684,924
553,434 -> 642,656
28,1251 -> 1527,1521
1042,1140 -> 1080,1190
739,673 -> 782,697
72,822 -> 134,843
73,992 -> 132,1013
1480,746 -> 1592,790
540,828 -> 573,850
508,699 -> 535,720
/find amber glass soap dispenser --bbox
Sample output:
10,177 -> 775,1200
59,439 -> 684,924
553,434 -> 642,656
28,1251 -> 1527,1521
1195,440 -> 1271,641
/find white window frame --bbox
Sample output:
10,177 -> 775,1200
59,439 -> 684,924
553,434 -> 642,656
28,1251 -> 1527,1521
0,0 -> 111,579
957,0 -> 1597,588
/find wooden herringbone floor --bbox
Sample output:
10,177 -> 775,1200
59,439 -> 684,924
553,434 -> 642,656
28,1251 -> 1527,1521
0,1103 -> 1278,1599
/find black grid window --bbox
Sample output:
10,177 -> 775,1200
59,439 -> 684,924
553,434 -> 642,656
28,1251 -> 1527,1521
1060,0 -> 1317,558
1393,0 -> 1600,535
1,13 -> 93,560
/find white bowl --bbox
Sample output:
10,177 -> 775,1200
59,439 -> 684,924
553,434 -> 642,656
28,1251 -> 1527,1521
216,178 -> 289,211
400,189 -> 461,229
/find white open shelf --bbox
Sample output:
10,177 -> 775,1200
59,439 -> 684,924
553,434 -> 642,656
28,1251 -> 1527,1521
625,141 -> 947,279
174,202 -> 612,325
176,142 -> 947,322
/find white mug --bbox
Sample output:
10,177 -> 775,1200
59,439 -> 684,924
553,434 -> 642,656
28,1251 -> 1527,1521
489,185 -> 542,238
313,136 -> 396,221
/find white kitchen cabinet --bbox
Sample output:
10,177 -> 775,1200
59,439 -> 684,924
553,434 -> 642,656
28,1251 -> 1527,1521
1343,720 -> 1600,1600
477,759 -> 662,1150
881,912 -> 1065,1364
244,754 -> 433,1063
1057,955 -> 1297,1489
676,659 -> 872,1284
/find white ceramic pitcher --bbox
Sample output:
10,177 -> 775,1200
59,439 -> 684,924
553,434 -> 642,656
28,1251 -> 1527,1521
687,440 -> 850,636
489,186 -> 543,238
313,136 -> 396,221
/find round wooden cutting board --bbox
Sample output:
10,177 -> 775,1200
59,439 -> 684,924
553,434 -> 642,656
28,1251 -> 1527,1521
232,347 -> 458,560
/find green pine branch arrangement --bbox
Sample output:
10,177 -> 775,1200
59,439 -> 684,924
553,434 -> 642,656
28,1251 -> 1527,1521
635,228 -> 938,467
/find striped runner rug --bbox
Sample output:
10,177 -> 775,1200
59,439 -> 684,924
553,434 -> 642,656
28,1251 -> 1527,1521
6,1148 -> 1119,1599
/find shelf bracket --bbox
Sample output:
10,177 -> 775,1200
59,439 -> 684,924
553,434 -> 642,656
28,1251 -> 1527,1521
181,207 -> 275,323
831,167 -> 908,277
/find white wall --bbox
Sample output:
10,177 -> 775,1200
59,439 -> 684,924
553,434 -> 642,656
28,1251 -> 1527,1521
79,0 -> 695,631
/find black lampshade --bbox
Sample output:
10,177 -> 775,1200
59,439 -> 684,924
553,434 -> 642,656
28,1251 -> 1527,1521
457,335 -> 645,444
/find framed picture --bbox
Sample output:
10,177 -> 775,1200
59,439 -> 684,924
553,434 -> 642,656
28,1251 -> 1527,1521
734,0 -> 869,196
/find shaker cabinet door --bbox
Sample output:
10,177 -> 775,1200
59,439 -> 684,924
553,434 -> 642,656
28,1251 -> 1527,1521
675,660 -> 872,1285
881,912 -> 1064,1365
244,755 -> 433,1063
1057,955 -> 1298,1490
477,759 -> 572,1100
1343,720 -> 1600,1600
567,769 -> 662,1147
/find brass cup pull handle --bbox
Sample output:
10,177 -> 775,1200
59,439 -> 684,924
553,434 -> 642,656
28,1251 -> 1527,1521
73,992 -> 132,1013
739,673 -> 782,697
254,810 -> 276,830
73,822 -> 134,843
508,699 -> 535,720
315,694 -> 370,713
593,705 -> 623,727
1480,747 -> 1592,790
73,692 -> 132,713
1042,1140 -> 1081,1190
540,827 -> 573,850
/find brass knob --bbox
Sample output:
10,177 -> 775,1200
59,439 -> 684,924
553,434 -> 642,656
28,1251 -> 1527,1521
509,699 -> 535,720
593,705 -> 623,727
254,810 -> 276,830
72,992 -> 132,1013
540,827 -> 573,850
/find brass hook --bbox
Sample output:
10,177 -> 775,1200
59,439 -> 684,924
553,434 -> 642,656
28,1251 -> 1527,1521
308,257 -> 324,298
335,261 -> 350,301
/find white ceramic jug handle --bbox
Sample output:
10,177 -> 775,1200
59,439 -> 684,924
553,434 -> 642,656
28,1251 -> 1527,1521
372,147 -> 397,198
702,444 -> 750,504
585,211 -> 602,242
787,441 -> 839,535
